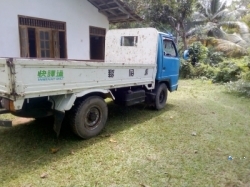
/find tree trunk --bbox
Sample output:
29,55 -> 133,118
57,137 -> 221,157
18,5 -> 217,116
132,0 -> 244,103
180,22 -> 188,49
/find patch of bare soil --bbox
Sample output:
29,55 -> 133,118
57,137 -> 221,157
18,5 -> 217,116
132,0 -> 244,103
12,118 -> 34,126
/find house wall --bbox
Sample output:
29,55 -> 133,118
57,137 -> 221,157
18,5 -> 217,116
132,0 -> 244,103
0,0 -> 109,60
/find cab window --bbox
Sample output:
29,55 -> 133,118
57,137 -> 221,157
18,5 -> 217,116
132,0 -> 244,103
163,39 -> 177,57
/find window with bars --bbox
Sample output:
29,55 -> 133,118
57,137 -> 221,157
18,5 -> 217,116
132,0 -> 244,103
18,15 -> 67,59
19,17 -> 65,30
90,26 -> 106,36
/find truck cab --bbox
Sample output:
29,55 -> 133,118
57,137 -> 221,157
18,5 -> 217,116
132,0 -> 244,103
156,32 -> 180,91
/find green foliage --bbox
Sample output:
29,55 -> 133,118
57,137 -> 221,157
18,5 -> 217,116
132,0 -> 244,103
117,0 -> 197,49
213,61 -> 243,82
179,59 -> 194,78
242,71 -> 250,81
223,22 -> 250,96
226,79 -> 250,96
180,61 -> 218,79
187,0 -> 250,58
187,42 -> 208,65
205,48 -> 224,66
180,45 -> 250,83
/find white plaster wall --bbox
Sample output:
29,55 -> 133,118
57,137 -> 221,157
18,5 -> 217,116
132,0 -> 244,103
0,0 -> 109,59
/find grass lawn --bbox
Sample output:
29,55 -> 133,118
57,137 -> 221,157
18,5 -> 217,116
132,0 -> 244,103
0,80 -> 249,187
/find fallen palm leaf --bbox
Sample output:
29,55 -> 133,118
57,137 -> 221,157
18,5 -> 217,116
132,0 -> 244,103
109,138 -> 117,143
40,173 -> 48,179
50,148 -> 60,154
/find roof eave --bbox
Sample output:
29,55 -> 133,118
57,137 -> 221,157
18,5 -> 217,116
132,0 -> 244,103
87,0 -> 143,24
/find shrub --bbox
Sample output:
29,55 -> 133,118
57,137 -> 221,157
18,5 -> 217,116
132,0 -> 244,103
187,41 -> 208,66
179,59 -> 194,78
181,43 -> 250,82
226,80 -> 250,97
205,47 -> 224,66
225,36 -> 250,96
211,58 -> 250,82
192,63 -> 207,77
242,71 -> 250,81
213,61 -> 242,82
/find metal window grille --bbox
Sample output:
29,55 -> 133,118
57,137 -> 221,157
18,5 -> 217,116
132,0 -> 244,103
19,16 -> 65,30
90,27 -> 106,36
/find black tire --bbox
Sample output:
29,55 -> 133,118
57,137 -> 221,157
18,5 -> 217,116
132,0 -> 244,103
70,96 -> 108,139
155,83 -> 168,110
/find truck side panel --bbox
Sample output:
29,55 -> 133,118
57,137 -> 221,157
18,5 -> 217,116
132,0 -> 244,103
10,59 -> 156,100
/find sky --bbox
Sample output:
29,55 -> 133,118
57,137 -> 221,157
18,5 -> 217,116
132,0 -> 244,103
226,0 -> 232,6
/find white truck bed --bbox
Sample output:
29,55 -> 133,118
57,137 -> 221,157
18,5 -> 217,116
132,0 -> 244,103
0,58 -> 156,106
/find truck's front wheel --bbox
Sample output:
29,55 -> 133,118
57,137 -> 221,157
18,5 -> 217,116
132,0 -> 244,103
70,96 -> 108,139
154,83 -> 168,110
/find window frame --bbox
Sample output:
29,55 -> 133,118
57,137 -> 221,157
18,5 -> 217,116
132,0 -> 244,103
120,36 -> 138,47
163,38 -> 177,57
18,15 -> 67,59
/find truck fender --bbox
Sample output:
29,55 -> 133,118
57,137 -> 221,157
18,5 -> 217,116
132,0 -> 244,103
51,89 -> 114,112
51,89 -> 114,137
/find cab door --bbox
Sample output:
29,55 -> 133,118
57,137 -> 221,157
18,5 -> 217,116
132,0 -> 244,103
161,38 -> 179,90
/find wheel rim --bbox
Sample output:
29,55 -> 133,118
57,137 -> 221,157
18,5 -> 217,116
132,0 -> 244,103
159,90 -> 165,104
84,106 -> 101,130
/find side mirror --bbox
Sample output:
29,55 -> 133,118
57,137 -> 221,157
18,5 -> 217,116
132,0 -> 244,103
183,50 -> 189,60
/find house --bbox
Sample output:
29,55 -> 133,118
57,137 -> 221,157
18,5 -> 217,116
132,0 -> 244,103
0,0 -> 141,60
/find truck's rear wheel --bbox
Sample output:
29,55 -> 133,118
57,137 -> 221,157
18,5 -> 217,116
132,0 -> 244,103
155,83 -> 168,110
70,96 -> 108,139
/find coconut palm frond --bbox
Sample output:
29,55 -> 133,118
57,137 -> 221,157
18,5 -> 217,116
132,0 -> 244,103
198,0 -> 211,18
225,33 -> 249,47
212,9 -> 230,21
186,27 -> 204,37
205,37 -> 219,46
209,26 -> 227,39
219,21 -> 249,34
237,22 -> 249,34
217,0 -> 227,12
241,33 -> 250,44
215,39 -> 248,57
192,12 -> 208,22
229,8 -> 248,20
187,0 -> 250,57
186,22 -> 225,39
210,0 -> 226,15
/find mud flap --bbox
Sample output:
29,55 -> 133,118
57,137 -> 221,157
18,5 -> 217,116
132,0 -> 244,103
0,120 -> 12,127
53,110 -> 65,137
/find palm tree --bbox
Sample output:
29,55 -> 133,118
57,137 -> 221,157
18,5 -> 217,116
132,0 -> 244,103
186,0 -> 250,56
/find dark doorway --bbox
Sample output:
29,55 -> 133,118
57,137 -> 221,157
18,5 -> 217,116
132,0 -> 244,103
28,28 -> 37,57
90,36 -> 105,60
89,26 -> 106,60
59,31 -> 66,58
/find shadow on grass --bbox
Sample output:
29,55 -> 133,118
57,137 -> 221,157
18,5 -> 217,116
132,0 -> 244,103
0,101 -> 176,180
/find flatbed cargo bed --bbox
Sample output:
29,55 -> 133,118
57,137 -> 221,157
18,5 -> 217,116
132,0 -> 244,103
0,58 -> 156,101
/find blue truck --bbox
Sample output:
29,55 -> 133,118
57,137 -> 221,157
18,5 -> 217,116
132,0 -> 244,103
0,28 -> 180,139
